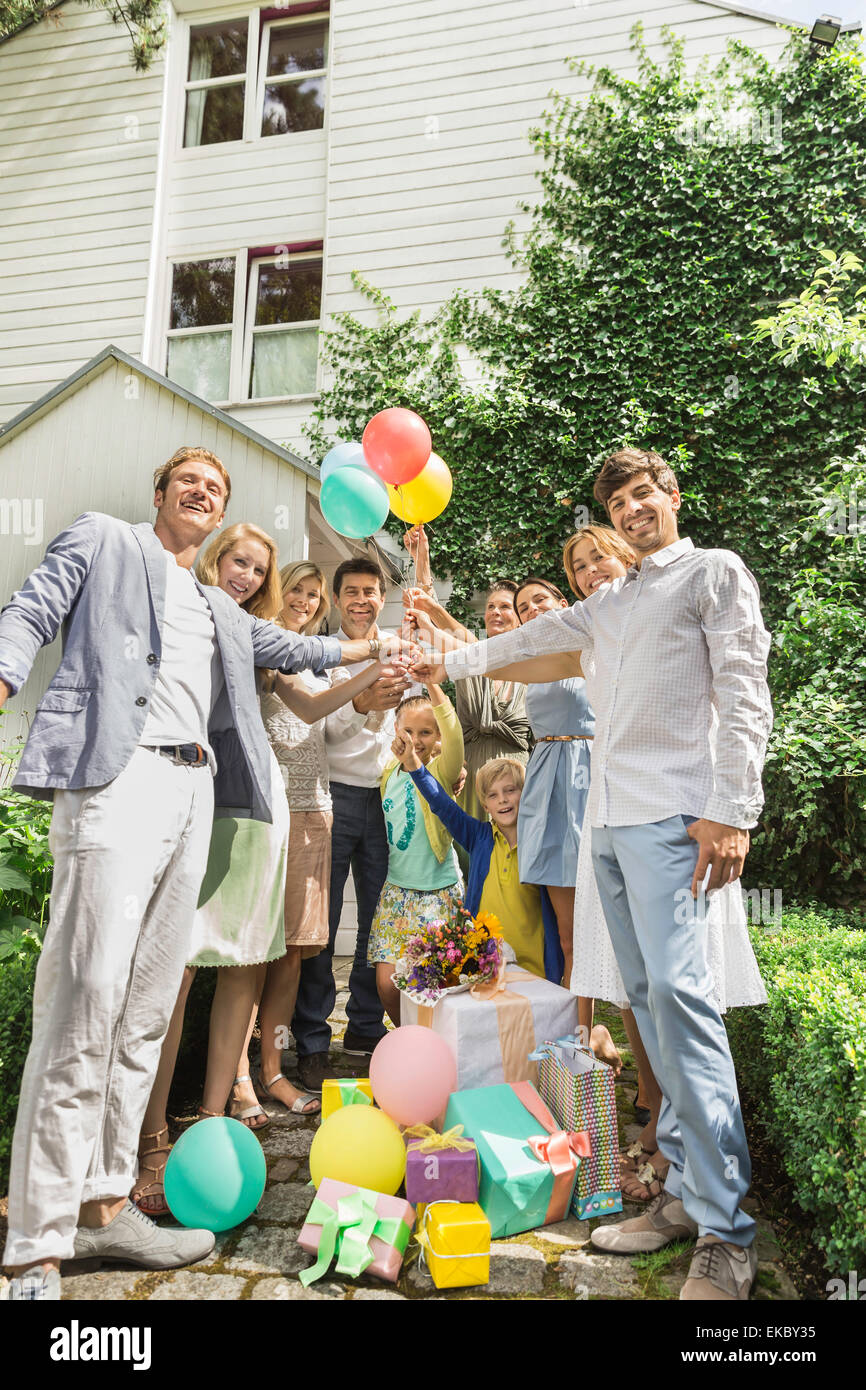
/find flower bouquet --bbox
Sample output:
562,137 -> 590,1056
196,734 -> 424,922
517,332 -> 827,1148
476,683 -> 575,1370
393,904 -> 505,1006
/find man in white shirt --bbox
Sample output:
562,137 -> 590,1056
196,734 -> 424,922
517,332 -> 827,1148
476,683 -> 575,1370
292,558 -> 411,1092
413,449 -> 773,1302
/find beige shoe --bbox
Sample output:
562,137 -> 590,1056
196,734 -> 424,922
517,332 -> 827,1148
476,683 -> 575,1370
591,1189 -> 698,1254
679,1235 -> 757,1300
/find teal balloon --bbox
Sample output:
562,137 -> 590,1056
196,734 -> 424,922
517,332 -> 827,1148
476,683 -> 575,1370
163,1117 -> 266,1232
320,464 -> 389,539
320,441 -> 365,482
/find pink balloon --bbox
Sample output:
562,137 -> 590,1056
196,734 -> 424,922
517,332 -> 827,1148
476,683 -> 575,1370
362,408 -> 431,486
369,1026 -> 458,1126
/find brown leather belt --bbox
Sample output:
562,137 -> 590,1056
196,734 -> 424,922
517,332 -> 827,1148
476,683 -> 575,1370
145,743 -> 208,766
536,734 -> 592,742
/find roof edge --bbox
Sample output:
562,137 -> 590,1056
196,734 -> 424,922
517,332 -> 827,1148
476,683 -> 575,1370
0,345 -> 321,482
692,0 -> 862,32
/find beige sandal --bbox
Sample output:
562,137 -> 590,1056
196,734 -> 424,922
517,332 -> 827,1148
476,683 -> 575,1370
131,1126 -> 172,1216
620,1142 -> 670,1202
228,1074 -> 271,1131
262,1072 -> 320,1116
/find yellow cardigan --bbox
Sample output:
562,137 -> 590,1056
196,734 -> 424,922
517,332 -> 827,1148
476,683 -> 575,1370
379,699 -> 465,864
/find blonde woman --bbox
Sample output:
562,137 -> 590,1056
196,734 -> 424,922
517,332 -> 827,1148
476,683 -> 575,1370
239,562 -> 394,1115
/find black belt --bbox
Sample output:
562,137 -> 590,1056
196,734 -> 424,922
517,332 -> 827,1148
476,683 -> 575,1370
145,743 -> 208,766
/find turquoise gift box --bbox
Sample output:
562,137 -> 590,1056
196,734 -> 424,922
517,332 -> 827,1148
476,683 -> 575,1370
444,1081 -> 589,1239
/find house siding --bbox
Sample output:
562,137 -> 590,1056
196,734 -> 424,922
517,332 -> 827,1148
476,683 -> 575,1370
0,4 -> 164,423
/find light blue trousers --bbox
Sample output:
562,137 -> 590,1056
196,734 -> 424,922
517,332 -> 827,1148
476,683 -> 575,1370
591,815 -> 755,1246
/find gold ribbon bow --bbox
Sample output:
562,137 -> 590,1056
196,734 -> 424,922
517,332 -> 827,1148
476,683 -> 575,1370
402,1123 -> 476,1153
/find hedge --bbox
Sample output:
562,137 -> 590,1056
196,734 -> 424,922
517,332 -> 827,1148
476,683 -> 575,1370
728,906 -> 866,1284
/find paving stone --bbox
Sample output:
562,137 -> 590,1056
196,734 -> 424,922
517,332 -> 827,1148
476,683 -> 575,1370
148,1273 -> 247,1300
61,1269 -> 143,1300
488,1243 -> 546,1293
186,1231 -> 235,1269
260,1124 -> 314,1158
352,1288 -> 407,1300
224,1224 -> 315,1276
256,1182 -> 315,1224
250,1278 -> 345,1300
754,1219 -> 783,1262
268,1157 -> 300,1182
535,1217 -> 591,1247
556,1249 -> 639,1299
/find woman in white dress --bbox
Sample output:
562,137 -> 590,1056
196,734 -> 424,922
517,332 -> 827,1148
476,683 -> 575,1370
564,525 -> 767,1202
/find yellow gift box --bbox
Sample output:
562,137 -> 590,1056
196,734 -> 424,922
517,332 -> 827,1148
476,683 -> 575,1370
321,1076 -> 374,1119
415,1201 -> 491,1289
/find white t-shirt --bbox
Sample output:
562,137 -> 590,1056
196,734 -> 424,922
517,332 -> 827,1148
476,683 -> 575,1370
324,626 -> 396,788
139,553 -> 224,766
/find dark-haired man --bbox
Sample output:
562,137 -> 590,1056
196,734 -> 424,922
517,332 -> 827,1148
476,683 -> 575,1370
292,558 -> 411,1092
413,448 -> 773,1302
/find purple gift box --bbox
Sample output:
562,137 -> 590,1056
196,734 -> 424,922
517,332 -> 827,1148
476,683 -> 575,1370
405,1141 -> 479,1205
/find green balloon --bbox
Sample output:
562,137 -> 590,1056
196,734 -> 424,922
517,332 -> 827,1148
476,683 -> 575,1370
163,1117 -> 267,1232
320,464 -> 389,539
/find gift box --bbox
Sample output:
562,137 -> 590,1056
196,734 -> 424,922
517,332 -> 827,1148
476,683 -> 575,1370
321,1076 -> 374,1120
532,1036 -> 623,1220
415,1201 -> 491,1289
444,1081 -> 590,1239
403,1124 -> 479,1204
297,1178 -> 414,1286
399,966 -> 578,1090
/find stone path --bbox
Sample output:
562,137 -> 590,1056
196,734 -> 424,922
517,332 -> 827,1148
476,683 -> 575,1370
56,961 -> 801,1302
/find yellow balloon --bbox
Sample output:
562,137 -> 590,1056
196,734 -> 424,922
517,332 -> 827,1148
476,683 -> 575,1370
309,1105 -> 407,1195
388,452 -> 452,524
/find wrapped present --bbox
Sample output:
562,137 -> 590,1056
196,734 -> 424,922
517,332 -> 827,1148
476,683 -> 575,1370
415,1201 -> 491,1289
297,1178 -> 414,1286
399,966 -> 578,1090
403,1123 -> 479,1204
444,1081 -> 590,1238
532,1036 -> 623,1220
321,1076 -> 374,1120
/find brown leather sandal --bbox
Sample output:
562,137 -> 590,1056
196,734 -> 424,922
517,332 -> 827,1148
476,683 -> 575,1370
619,1142 -> 670,1203
131,1126 -> 172,1216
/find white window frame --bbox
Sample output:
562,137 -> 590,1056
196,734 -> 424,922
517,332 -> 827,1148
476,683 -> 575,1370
164,247 -> 322,407
176,6 -> 330,156
241,250 -> 323,404
256,13 -> 329,142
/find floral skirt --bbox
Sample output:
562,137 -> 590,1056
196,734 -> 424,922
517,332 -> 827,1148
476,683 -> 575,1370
367,880 -> 464,966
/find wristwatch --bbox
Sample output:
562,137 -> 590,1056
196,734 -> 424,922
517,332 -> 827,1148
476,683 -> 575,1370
367,637 -> 382,659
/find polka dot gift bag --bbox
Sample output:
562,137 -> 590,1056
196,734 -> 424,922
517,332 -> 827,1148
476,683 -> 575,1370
530,1035 -> 623,1220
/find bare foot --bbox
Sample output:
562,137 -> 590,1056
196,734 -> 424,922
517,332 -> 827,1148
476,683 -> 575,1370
590,1024 -> 623,1075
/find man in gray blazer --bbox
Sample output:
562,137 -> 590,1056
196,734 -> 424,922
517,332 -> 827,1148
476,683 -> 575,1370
0,446 -> 411,1300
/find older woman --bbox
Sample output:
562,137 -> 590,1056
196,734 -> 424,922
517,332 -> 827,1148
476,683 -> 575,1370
403,524 -> 531,820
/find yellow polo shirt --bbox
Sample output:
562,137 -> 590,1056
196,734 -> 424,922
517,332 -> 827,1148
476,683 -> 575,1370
478,825 -> 546,978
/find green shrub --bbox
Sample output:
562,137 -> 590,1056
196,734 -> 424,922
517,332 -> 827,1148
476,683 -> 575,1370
0,942 -> 39,1192
728,907 -> 866,1283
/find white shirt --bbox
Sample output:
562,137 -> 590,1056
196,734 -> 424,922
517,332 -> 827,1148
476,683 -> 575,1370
324,627 -> 396,788
444,538 -> 773,829
139,552 -> 224,769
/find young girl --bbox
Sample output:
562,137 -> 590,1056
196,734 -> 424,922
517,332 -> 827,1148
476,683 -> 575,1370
367,685 -> 465,1024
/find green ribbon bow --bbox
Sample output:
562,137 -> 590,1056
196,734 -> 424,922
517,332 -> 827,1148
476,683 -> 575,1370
299,1190 -> 411,1286
337,1079 -> 373,1107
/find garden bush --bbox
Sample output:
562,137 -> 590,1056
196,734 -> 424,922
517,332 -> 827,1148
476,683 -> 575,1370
728,906 -> 866,1284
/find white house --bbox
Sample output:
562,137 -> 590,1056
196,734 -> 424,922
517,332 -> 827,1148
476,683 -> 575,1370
0,0 -> 859,945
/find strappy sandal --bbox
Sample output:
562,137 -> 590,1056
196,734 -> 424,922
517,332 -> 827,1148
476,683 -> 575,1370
228,1075 -> 271,1131
619,1141 -> 670,1203
262,1072 -> 321,1116
131,1126 -> 172,1216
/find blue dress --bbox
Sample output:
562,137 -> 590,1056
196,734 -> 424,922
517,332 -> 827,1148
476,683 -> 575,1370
517,677 -> 594,887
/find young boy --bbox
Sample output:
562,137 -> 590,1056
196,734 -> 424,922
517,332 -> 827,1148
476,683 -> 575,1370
389,740 -> 563,982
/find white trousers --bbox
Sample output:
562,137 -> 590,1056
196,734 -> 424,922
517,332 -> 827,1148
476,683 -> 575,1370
4,748 -> 214,1265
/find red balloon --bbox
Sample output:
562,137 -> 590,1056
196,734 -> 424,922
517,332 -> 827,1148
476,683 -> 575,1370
362,408 -> 431,486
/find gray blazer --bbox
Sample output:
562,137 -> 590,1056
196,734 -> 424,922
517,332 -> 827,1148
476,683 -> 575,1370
0,512 -> 342,821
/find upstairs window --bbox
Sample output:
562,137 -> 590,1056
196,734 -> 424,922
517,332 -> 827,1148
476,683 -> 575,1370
184,20 -> 249,147
166,258 -> 236,399
246,253 -> 322,396
260,18 -> 328,137
181,9 -> 329,150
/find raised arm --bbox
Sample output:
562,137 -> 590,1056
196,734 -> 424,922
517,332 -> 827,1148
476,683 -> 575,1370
426,684 -> 465,787
408,762 -> 482,855
274,659 -> 390,724
0,511 -> 100,696
411,604 -> 591,686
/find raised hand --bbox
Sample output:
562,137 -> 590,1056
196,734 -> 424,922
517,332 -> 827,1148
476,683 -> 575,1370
391,728 -> 421,772
410,653 -> 447,686
403,524 -> 430,568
